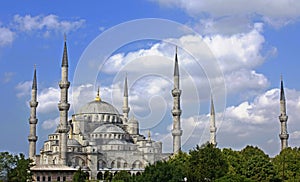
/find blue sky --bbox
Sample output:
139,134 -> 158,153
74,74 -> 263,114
1,0 -> 300,157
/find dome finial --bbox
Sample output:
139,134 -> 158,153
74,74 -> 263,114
95,86 -> 101,101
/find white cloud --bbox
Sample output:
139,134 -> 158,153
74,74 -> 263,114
13,14 -> 85,34
0,27 -> 14,46
154,87 -> 300,155
153,0 -> 300,27
15,81 -> 32,98
100,26 -> 269,101
37,87 -> 60,114
42,117 -> 59,130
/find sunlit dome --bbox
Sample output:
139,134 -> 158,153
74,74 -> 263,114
78,100 -> 120,115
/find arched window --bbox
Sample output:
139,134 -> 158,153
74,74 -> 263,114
98,160 -> 107,169
111,161 -> 115,168
132,160 -> 143,169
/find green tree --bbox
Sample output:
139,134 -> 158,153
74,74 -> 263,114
273,147 -> 300,181
0,152 -> 16,181
215,174 -> 254,182
240,146 -> 278,181
222,148 -> 244,176
136,160 -> 185,182
0,152 -> 32,182
72,168 -> 88,182
187,143 -> 228,182
112,170 -> 132,182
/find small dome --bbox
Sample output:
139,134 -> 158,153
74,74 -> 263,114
93,124 -> 125,134
67,139 -> 81,147
78,100 -> 119,115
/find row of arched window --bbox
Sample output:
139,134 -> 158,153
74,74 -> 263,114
98,159 -> 143,169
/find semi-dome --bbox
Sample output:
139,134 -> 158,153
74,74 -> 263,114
78,100 -> 120,115
93,124 -> 125,134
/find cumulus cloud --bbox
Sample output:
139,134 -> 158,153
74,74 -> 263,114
42,117 -> 60,130
15,81 -> 32,98
154,87 -> 300,155
153,0 -> 300,28
0,27 -> 14,46
37,87 -> 60,114
100,26 -> 270,101
13,14 -> 85,35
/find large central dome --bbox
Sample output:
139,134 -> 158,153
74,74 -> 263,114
78,100 -> 120,115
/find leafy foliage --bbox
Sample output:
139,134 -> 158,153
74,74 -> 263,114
273,147 -> 300,181
112,170 -> 132,182
0,152 -> 32,182
187,143 -> 228,181
72,168 -> 88,182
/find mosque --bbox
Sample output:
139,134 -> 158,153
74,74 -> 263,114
27,38 -> 289,181
27,39 -> 186,181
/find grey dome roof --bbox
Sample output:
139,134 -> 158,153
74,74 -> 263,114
93,124 -> 125,134
67,139 -> 81,147
78,100 -> 119,115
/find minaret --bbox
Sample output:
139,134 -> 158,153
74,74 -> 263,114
28,66 -> 38,160
57,36 -> 70,165
122,74 -> 130,121
171,47 -> 182,154
279,76 -> 289,150
210,95 -> 217,146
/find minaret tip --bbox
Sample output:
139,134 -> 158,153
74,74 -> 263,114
61,36 -> 68,67
280,75 -> 285,101
124,73 -> 128,97
174,46 -> 179,76
210,94 -> 215,115
32,65 -> 37,90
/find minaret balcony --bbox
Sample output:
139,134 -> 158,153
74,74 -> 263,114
172,109 -> 182,116
58,102 -> 70,111
172,88 -> 181,97
59,81 -> 70,89
210,127 -> 216,132
279,115 -> 288,122
122,107 -> 130,113
29,101 -> 38,107
172,129 -> 182,136
58,125 -> 70,133
279,133 -> 289,139
29,118 -> 38,124
28,135 -> 38,142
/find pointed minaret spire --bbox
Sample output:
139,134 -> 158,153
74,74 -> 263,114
57,37 -> 70,165
279,75 -> 289,150
122,74 -> 130,121
174,46 -> 179,77
210,95 -> 217,146
61,34 -> 68,67
172,46 -> 182,154
28,66 -> 38,160
32,65 -> 37,90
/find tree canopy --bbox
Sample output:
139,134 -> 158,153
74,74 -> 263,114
0,152 -> 32,182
